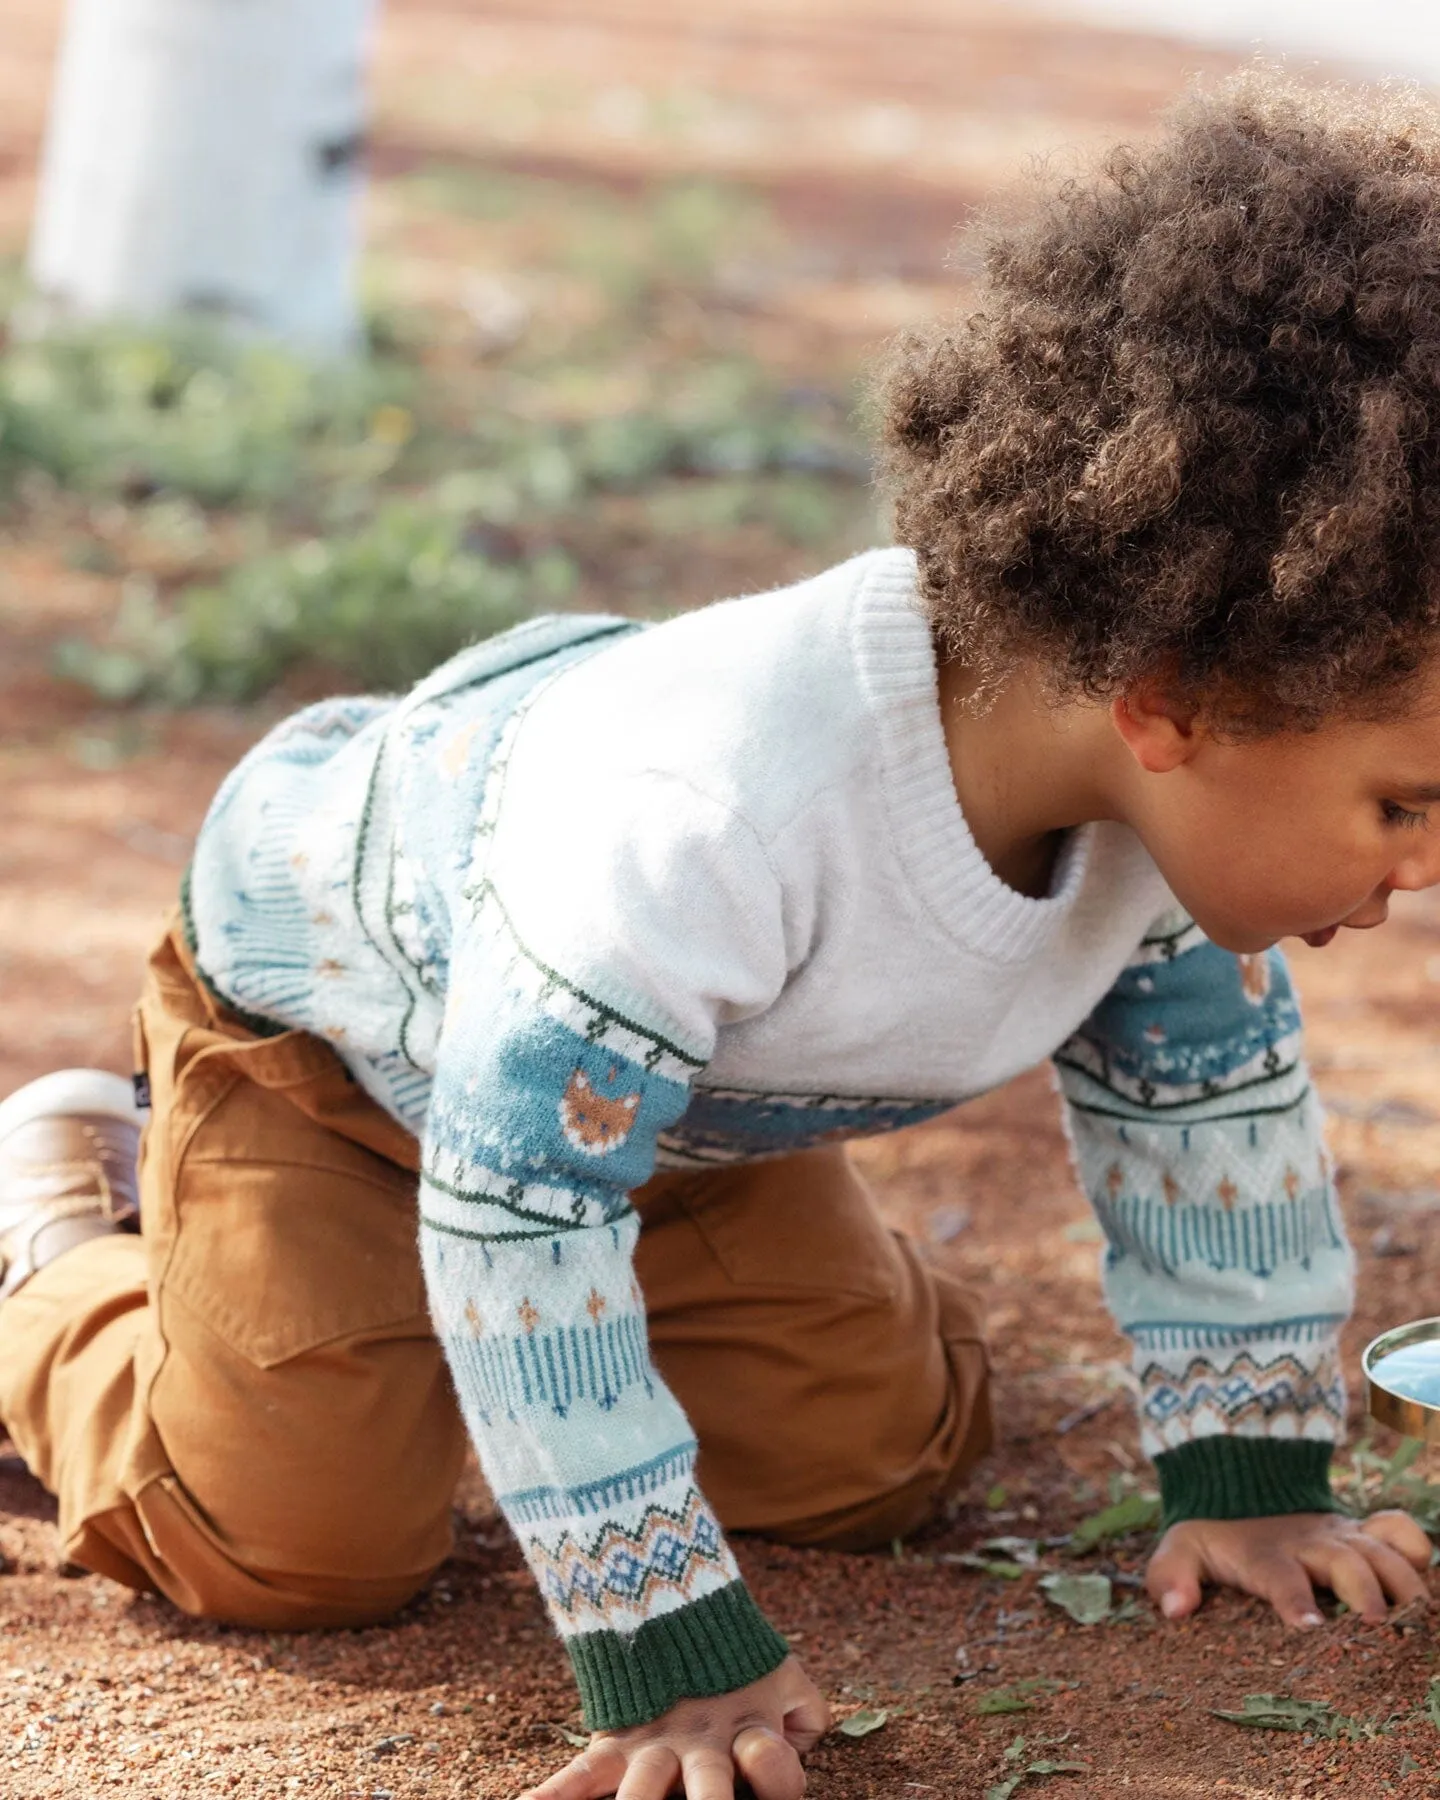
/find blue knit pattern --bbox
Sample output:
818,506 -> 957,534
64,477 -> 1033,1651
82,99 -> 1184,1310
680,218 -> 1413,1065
1057,917 -> 1353,1461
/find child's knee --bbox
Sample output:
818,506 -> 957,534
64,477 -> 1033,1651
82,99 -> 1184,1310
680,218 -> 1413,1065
70,1477 -> 454,1631
755,1296 -> 993,1552
655,1222 -> 992,1542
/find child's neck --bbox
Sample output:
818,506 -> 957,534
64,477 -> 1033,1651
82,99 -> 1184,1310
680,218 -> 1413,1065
937,656 -> 1128,901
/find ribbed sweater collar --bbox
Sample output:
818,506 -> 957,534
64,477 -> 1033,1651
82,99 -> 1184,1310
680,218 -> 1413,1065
851,547 -> 1094,964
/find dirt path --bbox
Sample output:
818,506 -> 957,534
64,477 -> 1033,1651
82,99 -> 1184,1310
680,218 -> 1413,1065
5,3 -> 1440,1797
6,895 -> 1440,1800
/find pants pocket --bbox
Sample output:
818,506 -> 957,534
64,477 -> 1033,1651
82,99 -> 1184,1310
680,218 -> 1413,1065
666,1148 -> 901,1303
157,1040 -> 427,1370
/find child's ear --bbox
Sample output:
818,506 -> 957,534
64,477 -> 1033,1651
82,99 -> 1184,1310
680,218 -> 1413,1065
1109,681 -> 1206,774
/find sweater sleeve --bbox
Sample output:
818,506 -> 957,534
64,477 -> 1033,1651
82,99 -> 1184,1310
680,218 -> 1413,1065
1054,911 -> 1354,1526
418,724 -> 793,1729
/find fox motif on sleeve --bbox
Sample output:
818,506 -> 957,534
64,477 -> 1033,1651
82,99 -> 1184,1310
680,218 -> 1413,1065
559,1068 -> 641,1156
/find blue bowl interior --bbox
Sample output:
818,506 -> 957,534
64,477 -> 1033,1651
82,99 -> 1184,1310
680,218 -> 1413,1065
1369,1339 -> 1440,1408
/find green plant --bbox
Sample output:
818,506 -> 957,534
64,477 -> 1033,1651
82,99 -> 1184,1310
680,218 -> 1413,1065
1068,1492 -> 1161,1554
54,498 -> 572,702
1334,1429 -> 1440,1530
8,164 -> 876,708
465,365 -> 866,500
0,324 -> 407,506
560,176 -> 776,318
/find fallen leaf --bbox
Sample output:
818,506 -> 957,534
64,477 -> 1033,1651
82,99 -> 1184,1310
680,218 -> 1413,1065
837,1707 -> 889,1739
978,1693 -> 1037,1718
976,1679 -> 1065,1717
1426,1676 -> 1440,1732
986,1484 -> 1009,1511
951,1553 -> 1028,1580
985,1758 -> 1087,1798
547,1723 -> 589,1748
980,1536 -> 1045,1566
1039,1572 -> 1113,1626
1211,1694 -> 1390,1741
1212,1695 -> 1337,1733
1068,1492 -> 1161,1553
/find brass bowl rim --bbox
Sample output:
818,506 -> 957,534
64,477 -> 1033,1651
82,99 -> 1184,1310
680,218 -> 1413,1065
1364,1318 -> 1440,1441
1363,1316 -> 1440,1393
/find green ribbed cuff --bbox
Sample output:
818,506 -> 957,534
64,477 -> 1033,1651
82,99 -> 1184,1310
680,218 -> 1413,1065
568,1581 -> 791,1731
1156,1437 -> 1340,1528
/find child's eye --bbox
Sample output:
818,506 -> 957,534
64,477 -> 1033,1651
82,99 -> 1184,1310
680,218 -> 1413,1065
1381,799 -> 1429,829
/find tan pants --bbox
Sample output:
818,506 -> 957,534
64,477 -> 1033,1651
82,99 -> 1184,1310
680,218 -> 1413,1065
0,921 -> 991,1629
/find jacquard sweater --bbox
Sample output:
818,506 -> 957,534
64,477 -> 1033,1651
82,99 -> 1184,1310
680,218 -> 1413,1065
185,547 -> 1353,1728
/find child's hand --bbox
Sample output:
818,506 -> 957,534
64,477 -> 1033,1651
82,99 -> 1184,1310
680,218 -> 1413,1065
1146,1508 -> 1432,1627
517,1656 -> 830,1800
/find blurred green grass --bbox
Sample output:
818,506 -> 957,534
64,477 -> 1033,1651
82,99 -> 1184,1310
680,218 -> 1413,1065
0,171 -> 882,704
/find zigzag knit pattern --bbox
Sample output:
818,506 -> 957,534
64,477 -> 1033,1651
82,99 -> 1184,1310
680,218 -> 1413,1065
1137,1348 -> 1347,1440
526,1487 -> 732,1624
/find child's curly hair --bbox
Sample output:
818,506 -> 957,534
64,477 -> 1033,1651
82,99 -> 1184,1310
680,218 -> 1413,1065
879,73 -> 1440,732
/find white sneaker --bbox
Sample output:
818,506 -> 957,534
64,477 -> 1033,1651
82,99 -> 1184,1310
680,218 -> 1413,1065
0,1069 -> 143,1301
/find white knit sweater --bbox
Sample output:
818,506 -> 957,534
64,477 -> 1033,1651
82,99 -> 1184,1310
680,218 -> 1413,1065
186,547 -> 1352,1727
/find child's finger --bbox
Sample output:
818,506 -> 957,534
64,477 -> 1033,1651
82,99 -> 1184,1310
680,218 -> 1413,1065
677,1745 -> 740,1800
778,1693 -> 831,1753
616,1744 -> 683,1800
1360,1508 -> 1434,1572
1144,1534 -> 1205,1619
1301,1543 -> 1387,1624
1241,1554 -> 1324,1628
732,1725 -> 806,1800
518,1742 -> 628,1800
1353,1534 -> 1430,1608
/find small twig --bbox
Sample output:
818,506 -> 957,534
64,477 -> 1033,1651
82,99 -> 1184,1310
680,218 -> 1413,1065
1055,1393 -> 1119,1436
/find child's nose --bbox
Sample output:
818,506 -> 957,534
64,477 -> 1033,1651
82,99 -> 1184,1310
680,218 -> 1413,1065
1388,841 -> 1440,893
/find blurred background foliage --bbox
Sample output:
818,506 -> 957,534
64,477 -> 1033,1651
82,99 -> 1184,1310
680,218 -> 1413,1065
0,171 -> 880,705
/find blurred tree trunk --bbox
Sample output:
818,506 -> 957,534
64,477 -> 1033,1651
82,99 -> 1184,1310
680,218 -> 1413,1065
27,0 -> 378,356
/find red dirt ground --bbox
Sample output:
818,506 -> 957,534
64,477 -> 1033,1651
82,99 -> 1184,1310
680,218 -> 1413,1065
4,4 -> 1440,1797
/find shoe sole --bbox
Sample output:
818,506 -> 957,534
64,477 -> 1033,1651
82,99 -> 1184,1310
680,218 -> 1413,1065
0,1069 -> 144,1142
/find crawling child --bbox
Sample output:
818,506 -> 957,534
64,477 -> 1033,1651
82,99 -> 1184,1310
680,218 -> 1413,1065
2,71 -> 1439,1800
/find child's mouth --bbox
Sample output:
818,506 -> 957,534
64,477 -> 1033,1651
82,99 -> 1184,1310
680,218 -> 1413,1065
1299,925 -> 1340,948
